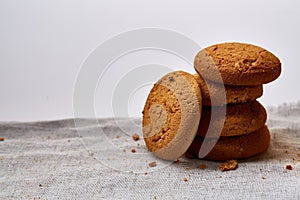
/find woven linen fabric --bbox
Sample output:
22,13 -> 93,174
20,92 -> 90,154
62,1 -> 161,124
0,106 -> 300,199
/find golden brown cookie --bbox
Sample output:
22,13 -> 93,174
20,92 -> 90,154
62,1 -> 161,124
187,125 -> 270,161
197,100 -> 267,137
194,42 -> 281,85
142,71 -> 202,160
193,73 -> 263,106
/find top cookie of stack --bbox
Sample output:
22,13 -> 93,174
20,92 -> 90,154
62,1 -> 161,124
194,42 -> 281,106
195,42 -> 281,86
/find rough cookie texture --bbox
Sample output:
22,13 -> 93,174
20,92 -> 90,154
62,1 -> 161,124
197,100 -> 267,137
193,73 -> 263,105
187,125 -> 270,161
142,71 -> 202,160
194,42 -> 281,85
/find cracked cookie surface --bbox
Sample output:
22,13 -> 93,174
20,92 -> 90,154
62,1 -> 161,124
142,71 -> 202,160
194,42 -> 281,85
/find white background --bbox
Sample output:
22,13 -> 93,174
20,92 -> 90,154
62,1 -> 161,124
1,0 -> 299,121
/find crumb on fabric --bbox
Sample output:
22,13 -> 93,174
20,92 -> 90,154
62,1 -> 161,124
123,149 -> 126,152
144,172 -> 148,175
286,165 -> 293,170
116,135 -> 120,139
154,195 -> 157,199
219,160 -> 238,171
297,153 -> 300,157
185,167 -> 190,170
0,137 -> 4,141
198,164 -> 206,170
175,159 -> 180,163
132,133 -> 139,141
149,161 -> 157,167
262,176 -> 266,180
183,177 -> 188,182
131,148 -> 136,153
38,183 -> 42,187
285,150 -> 289,154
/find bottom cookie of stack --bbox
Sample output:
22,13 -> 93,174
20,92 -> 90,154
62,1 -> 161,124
186,125 -> 270,161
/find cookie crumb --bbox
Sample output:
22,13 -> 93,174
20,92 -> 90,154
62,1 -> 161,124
144,172 -> 148,175
198,164 -> 206,170
116,135 -> 120,139
175,159 -> 180,163
286,165 -> 293,170
297,153 -> 300,157
123,149 -> 126,152
131,148 -> 136,153
183,177 -> 188,182
0,137 -> 4,141
185,167 -> 190,170
132,133 -> 139,141
38,183 -> 42,187
219,176 -> 222,178
219,160 -> 238,171
154,195 -> 157,199
262,176 -> 266,180
149,161 -> 157,167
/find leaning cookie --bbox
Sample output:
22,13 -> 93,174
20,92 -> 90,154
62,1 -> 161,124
193,73 -> 263,106
197,100 -> 267,137
194,42 -> 281,85
142,71 -> 202,160
187,125 -> 270,161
